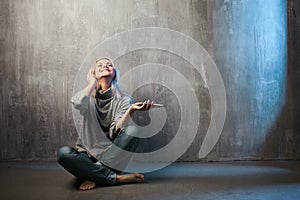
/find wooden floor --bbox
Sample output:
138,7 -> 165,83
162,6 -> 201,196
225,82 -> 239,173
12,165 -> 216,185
0,161 -> 300,200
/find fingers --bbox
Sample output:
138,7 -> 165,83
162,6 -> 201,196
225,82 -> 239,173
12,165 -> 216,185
87,68 -> 97,83
88,68 -> 93,75
135,100 -> 154,110
143,99 -> 149,110
90,68 -> 96,77
145,99 -> 153,110
87,69 -> 91,82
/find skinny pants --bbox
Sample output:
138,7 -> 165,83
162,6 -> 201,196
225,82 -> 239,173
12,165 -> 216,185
57,125 -> 139,185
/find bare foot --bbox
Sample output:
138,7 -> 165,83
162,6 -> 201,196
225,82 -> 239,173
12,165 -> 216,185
116,173 -> 145,184
79,180 -> 96,191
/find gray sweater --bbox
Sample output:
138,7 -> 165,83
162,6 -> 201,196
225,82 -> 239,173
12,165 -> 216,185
71,88 -> 133,160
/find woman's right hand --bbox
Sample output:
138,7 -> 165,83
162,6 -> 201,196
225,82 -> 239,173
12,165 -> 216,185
83,68 -> 98,96
87,68 -> 97,86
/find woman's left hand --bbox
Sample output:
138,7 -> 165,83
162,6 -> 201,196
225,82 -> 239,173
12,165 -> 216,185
131,100 -> 154,111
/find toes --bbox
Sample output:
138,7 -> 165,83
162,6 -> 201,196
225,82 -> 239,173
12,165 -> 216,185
79,185 -> 87,190
79,186 -> 85,190
136,173 -> 145,182
79,181 -> 96,191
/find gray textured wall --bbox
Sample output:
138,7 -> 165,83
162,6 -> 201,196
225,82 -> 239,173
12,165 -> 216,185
0,0 -> 299,161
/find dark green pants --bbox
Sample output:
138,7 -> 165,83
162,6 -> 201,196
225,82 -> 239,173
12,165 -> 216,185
57,125 -> 139,185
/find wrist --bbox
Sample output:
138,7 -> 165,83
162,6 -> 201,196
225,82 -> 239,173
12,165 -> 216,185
129,105 -> 135,113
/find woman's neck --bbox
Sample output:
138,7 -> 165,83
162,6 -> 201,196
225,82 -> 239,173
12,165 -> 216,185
97,78 -> 112,91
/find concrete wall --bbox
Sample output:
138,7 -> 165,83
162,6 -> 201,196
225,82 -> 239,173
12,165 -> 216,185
208,0 -> 290,160
0,0 -> 299,161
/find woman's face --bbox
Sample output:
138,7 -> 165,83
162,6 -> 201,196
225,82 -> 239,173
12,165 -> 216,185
94,59 -> 116,81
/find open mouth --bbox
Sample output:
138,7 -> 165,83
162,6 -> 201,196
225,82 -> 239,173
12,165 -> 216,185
100,69 -> 110,72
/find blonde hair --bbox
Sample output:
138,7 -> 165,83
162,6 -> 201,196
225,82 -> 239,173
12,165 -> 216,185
93,58 -> 124,99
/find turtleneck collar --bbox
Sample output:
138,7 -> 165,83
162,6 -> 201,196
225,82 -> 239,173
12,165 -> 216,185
96,87 -> 113,99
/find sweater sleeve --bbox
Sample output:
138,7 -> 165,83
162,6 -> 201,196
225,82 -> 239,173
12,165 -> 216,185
71,90 -> 90,115
109,96 -> 133,140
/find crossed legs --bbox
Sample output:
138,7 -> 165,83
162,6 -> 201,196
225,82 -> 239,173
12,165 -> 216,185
57,125 -> 143,190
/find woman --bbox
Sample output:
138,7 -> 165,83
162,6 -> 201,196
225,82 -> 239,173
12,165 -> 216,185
57,58 -> 154,190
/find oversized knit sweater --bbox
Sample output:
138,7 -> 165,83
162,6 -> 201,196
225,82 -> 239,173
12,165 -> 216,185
71,88 -> 133,160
